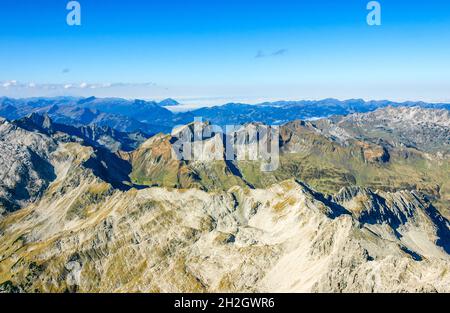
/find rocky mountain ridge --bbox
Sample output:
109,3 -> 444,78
0,175 -> 448,292
0,106 -> 448,293
14,113 -> 149,152
320,106 -> 450,154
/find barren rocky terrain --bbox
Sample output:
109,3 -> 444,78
0,106 -> 448,293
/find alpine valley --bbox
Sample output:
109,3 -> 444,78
0,98 -> 449,293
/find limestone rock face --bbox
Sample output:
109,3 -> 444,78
0,171 -> 448,292
0,119 -> 57,214
325,106 -> 450,155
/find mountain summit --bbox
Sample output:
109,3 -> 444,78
158,98 -> 180,106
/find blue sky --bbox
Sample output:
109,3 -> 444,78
1,0 -> 450,105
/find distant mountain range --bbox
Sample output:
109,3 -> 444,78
185,99 -> 450,127
0,97 -> 175,134
1,97 -> 449,135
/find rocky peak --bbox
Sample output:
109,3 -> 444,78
14,112 -> 54,133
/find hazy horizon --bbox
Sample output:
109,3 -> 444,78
2,93 -> 450,113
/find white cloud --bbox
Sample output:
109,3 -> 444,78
255,49 -> 288,58
2,80 -> 18,88
0,80 -> 162,99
